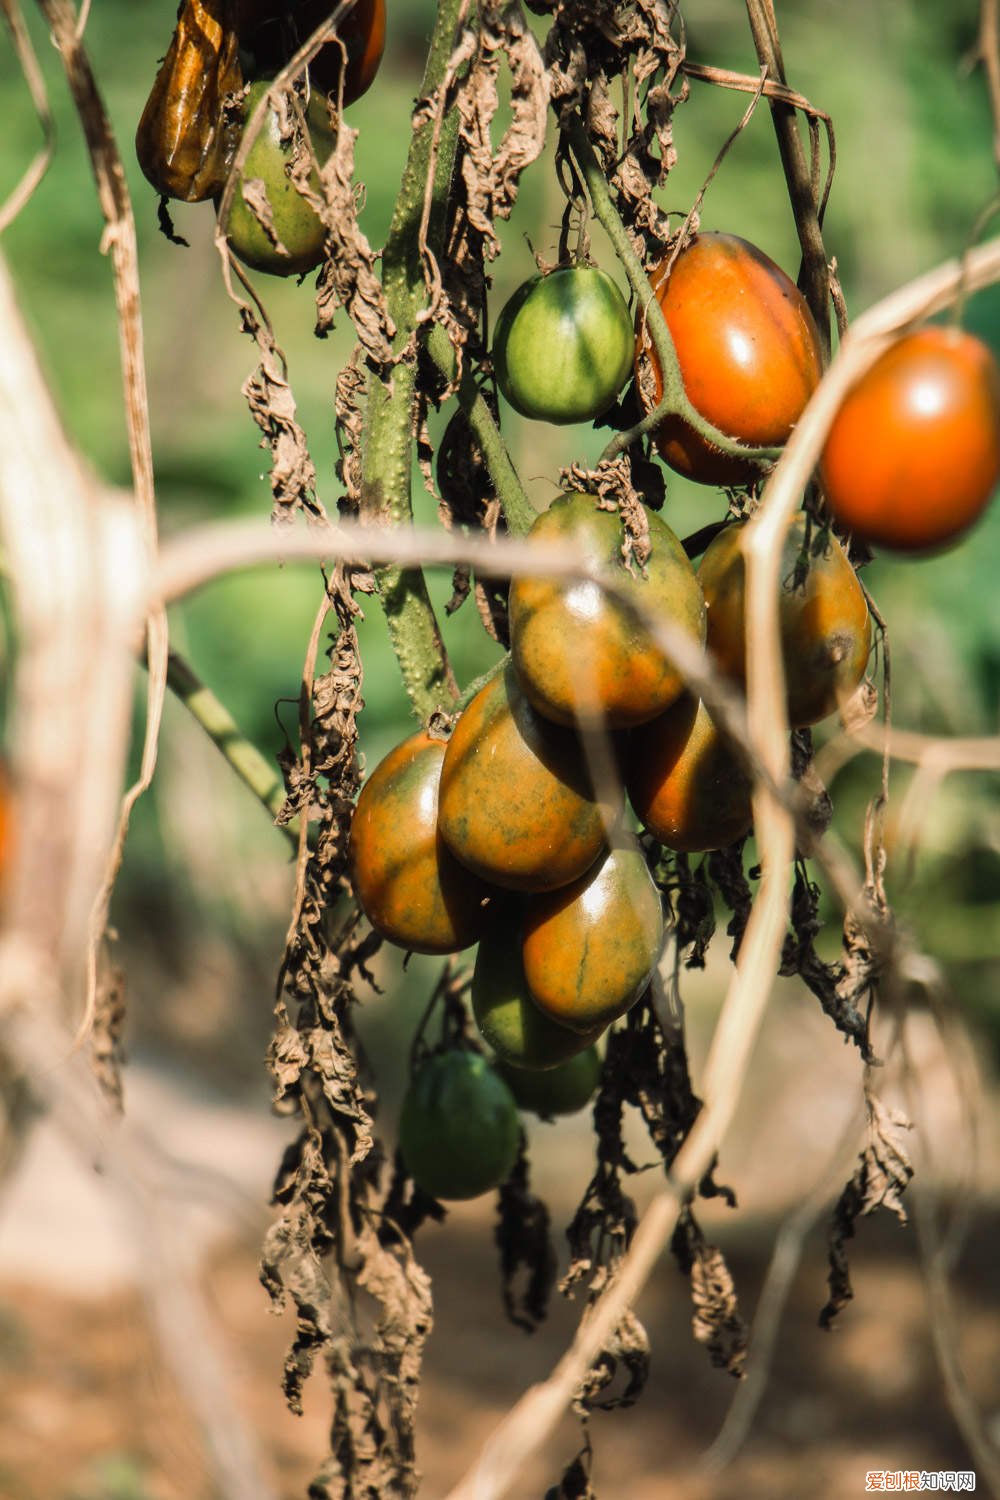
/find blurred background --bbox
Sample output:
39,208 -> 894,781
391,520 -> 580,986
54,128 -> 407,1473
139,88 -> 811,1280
1,2 -> 999,1497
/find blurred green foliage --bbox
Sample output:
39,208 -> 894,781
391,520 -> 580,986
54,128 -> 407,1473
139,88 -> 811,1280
1,0 -> 999,1066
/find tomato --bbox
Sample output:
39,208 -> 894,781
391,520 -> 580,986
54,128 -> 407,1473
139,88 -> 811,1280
637,232 -> 824,485
521,844 -> 663,1033
627,695 -> 753,853
238,0 -> 386,108
820,325 -> 1000,553
698,515 -> 872,728
349,731 -> 494,954
220,80 -> 334,275
136,0 -> 244,202
496,1045 -> 602,1118
472,915 -> 605,1070
493,266 -> 634,424
509,491 -> 706,728
437,664 -> 619,892
398,1051 -> 521,1201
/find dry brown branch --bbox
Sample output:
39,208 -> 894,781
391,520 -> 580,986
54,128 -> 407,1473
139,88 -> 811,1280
0,0 -> 55,233
36,0 -> 169,1041
0,244 -> 275,1497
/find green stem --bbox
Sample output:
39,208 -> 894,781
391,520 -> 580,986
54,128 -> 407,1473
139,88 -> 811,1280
160,650 -> 297,844
562,113 -> 784,470
425,324 -> 537,538
360,0 -> 469,724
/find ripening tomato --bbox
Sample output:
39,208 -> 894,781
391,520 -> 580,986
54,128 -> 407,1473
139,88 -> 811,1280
698,515 -> 872,728
398,1051 -> 521,1201
220,80 -> 334,274
239,0 -> 386,108
522,844 -> 664,1033
820,325 -> 1000,553
437,664 -> 619,892
493,266 -> 634,424
509,492 -> 706,729
472,914 -> 605,1070
496,1044 -> 602,1118
637,232 -> 824,485
627,695 -> 753,853
349,731 -> 494,954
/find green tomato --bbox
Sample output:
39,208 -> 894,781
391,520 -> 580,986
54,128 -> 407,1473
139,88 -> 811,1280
496,1045 -> 602,1118
472,912 -> 605,1070
493,266 -> 634,424
221,81 -> 334,276
398,1051 -> 520,1201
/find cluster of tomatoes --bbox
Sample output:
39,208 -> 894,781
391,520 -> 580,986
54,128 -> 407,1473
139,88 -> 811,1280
136,0 -> 385,274
353,229 -> 1000,1200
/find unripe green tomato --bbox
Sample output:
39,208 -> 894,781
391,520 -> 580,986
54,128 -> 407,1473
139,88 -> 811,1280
348,731 -> 494,954
472,915 -> 604,1071
398,1051 -> 521,1201
493,266 -> 634,424
509,492 -> 706,729
522,844 -> 664,1033
496,1045 -> 602,1118
627,695 -> 754,853
221,81 -> 334,275
438,663 -> 619,893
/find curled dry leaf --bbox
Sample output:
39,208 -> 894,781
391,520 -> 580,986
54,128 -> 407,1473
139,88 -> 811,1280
239,303 -> 324,522
820,1095 -> 914,1329
495,1142 -> 558,1333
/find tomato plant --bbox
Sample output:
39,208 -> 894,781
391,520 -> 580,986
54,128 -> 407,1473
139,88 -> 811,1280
397,1051 -> 521,1201
437,664 -> 618,893
698,515 -> 872,727
637,232 -> 824,485
820,325 -> 1000,552
521,844 -> 663,1033
492,266 -> 633,424
220,80 -> 334,275
628,695 -> 754,853
508,491 -> 706,728
348,731 -> 494,954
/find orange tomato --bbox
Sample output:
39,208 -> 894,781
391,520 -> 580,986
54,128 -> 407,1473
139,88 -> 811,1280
472,911 -> 605,1070
698,516 -> 871,728
437,664 -> 618,892
627,695 -> 753,853
637,232 -> 823,485
521,844 -> 663,1033
349,731 -> 493,954
820,326 -> 1000,553
509,492 -> 706,729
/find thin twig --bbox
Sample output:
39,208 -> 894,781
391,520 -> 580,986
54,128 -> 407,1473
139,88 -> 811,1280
744,0 -> 832,357
0,0 -> 55,233
979,0 -> 1000,174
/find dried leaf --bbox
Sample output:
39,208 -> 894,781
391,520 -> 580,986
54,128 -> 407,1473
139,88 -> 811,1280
820,1097 -> 914,1328
495,1142 -> 557,1333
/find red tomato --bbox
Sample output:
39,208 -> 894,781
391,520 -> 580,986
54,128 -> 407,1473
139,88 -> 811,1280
820,325 -> 1000,552
349,731 -> 493,954
238,0 -> 386,107
637,232 -> 823,485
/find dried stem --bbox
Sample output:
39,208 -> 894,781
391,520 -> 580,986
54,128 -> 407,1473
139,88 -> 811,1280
0,0 -> 55,233
979,0 -> 1000,174
744,0 -> 832,357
